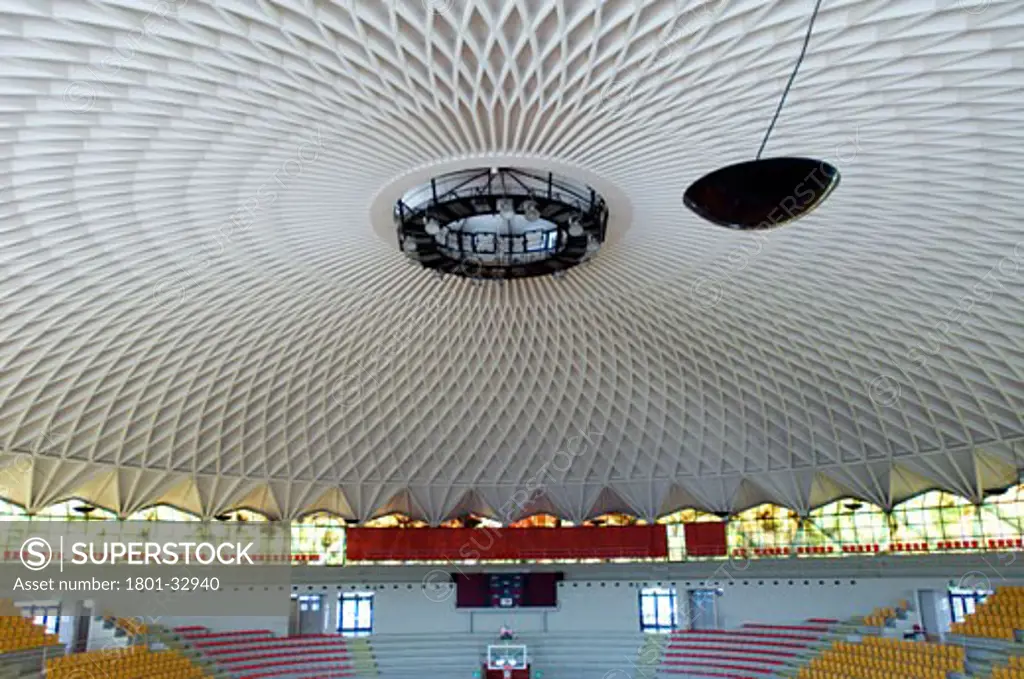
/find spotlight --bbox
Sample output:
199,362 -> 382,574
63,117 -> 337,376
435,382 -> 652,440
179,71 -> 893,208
567,216 -> 583,237
497,198 -> 515,218
522,200 -> 540,221
424,217 -> 440,235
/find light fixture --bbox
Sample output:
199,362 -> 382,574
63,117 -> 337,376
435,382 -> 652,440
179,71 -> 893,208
567,216 -> 583,237
684,0 -> 837,229
497,198 -> 515,218
522,200 -> 540,221
394,167 -> 608,279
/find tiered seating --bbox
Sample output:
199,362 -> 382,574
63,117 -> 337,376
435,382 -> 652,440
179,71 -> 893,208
659,622 -> 832,678
993,654 -> 1024,679
951,586 -> 1023,640
101,611 -> 149,637
45,646 -> 209,679
0,606 -> 60,652
797,636 -> 965,679
862,605 -> 898,627
178,626 -> 355,679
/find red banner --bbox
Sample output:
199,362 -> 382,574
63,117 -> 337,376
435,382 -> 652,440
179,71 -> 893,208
346,525 -> 668,561
683,522 -> 727,557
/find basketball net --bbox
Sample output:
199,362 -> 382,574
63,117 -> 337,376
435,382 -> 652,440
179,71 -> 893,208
503,669 -> 512,679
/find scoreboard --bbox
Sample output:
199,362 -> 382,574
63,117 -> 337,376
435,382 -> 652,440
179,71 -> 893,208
489,573 -> 524,608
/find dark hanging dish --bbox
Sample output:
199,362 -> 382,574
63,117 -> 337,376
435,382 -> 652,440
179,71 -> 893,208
683,157 -> 839,229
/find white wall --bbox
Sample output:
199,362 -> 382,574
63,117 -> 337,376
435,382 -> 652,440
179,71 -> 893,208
341,575 -> 964,636
22,563 -> 1021,638
355,581 -> 639,635
372,585 -> 466,634
548,582 -> 640,633
708,577 -> 950,629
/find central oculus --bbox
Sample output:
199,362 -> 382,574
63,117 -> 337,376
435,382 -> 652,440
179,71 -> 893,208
394,167 -> 608,279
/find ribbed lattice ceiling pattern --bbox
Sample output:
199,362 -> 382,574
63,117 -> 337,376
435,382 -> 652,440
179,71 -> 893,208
0,0 -> 1023,521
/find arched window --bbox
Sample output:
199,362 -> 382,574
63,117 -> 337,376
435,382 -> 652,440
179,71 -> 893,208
980,483 -> 1024,539
729,503 -> 799,550
508,514 -> 568,528
657,508 -> 722,524
0,498 -> 28,521
890,491 -> 980,543
583,513 -> 638,526
801,498 -> 889,549
126,505 -> 200,522
212,509 -> 270,523
363,513 -> 428,528
291,512 -> 347,565
34,500 -> 117,521
440,514 -> 502,528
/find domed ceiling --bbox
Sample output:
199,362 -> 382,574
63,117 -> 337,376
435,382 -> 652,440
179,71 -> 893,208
0,0 -> 1022,521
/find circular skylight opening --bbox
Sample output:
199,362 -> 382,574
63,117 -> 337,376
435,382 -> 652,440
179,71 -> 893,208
394,167 -> 608,279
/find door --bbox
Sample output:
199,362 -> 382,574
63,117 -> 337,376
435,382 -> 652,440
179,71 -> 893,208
296,595 -> 324,635
73,612 -> 90,652
688,590 -> 718,630
917,589 -> 946,640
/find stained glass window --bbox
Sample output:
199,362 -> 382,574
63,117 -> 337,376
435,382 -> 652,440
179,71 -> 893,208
213,509 -> 269,523
363,513 -> 428,528
583,513 -> 638,526
33,499 -> 117,521
291,512 -> 346,565
890,491 -> 981,543
127,505 -> 199,522
729,503 -> 799,550
658,509 -> 722,561
440,514 -> 503,528
802,499 -> 889,548
0,498 -> 28,521
979,484 -> 1024,539
509,514 -> 565,528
